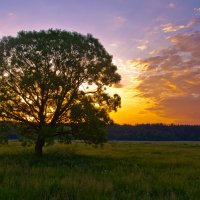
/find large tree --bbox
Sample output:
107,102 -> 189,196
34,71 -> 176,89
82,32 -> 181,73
0,29 -> 121,155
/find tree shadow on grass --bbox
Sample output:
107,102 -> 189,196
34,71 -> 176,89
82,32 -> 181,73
0,146 -> 138,173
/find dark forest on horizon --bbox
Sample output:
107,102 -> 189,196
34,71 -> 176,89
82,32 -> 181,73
108,124 -> 200,141
1,122 -> 200,142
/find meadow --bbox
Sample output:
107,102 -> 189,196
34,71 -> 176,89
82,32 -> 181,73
0,141 -> 200,200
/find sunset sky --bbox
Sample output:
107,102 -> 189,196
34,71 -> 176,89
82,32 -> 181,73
1,0 -> 200,125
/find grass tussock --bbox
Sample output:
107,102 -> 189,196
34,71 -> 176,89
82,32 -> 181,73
1,142 -> 200,199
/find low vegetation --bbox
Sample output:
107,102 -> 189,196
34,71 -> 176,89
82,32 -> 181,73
1,142 -> 200,199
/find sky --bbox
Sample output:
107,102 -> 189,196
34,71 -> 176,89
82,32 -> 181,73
0,0 -> 200,125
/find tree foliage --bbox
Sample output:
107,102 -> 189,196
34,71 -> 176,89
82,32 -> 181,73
0,29 -> 121,155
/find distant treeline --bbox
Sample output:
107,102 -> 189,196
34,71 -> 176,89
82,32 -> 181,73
108,124 -> 200,141
1,123 -> 200,141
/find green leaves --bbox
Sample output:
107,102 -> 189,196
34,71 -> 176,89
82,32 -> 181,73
0,29 -> 121,146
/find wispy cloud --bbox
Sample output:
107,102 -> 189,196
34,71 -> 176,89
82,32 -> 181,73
168,3 -> 176,8
148,50 -> 160,55
8,12 -> 15,17
162,23 -> 186,32
109,43 -> 118,47
136,40 -> 149,51
137,45 -> 148,50
161,17 -> 200,33
187,17 -> 200,26
131,31 -> 200,124
194,8 -> 200,13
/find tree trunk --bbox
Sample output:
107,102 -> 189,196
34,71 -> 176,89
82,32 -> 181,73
35,136 -> 45,156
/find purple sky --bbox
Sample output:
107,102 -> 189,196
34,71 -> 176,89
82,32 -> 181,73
1,0 -> 199,58
1,0 -> 200,124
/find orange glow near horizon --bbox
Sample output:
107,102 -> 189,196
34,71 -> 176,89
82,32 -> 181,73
109,94 -> 175,125
0,0 -> 200,125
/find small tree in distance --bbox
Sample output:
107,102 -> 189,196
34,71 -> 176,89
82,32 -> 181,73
0,29 -> 121,156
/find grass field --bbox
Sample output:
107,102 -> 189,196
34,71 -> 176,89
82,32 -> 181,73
1,141 -> 200,200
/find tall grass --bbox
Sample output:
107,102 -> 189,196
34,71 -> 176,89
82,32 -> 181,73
1,141 -> 200,199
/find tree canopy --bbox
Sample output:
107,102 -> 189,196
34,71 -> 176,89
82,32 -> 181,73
0,29 -> 121,155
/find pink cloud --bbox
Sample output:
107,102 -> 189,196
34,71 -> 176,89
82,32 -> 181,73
133,31 -> 200,124
161,17 -> 200,33
168,3 -> 176,8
